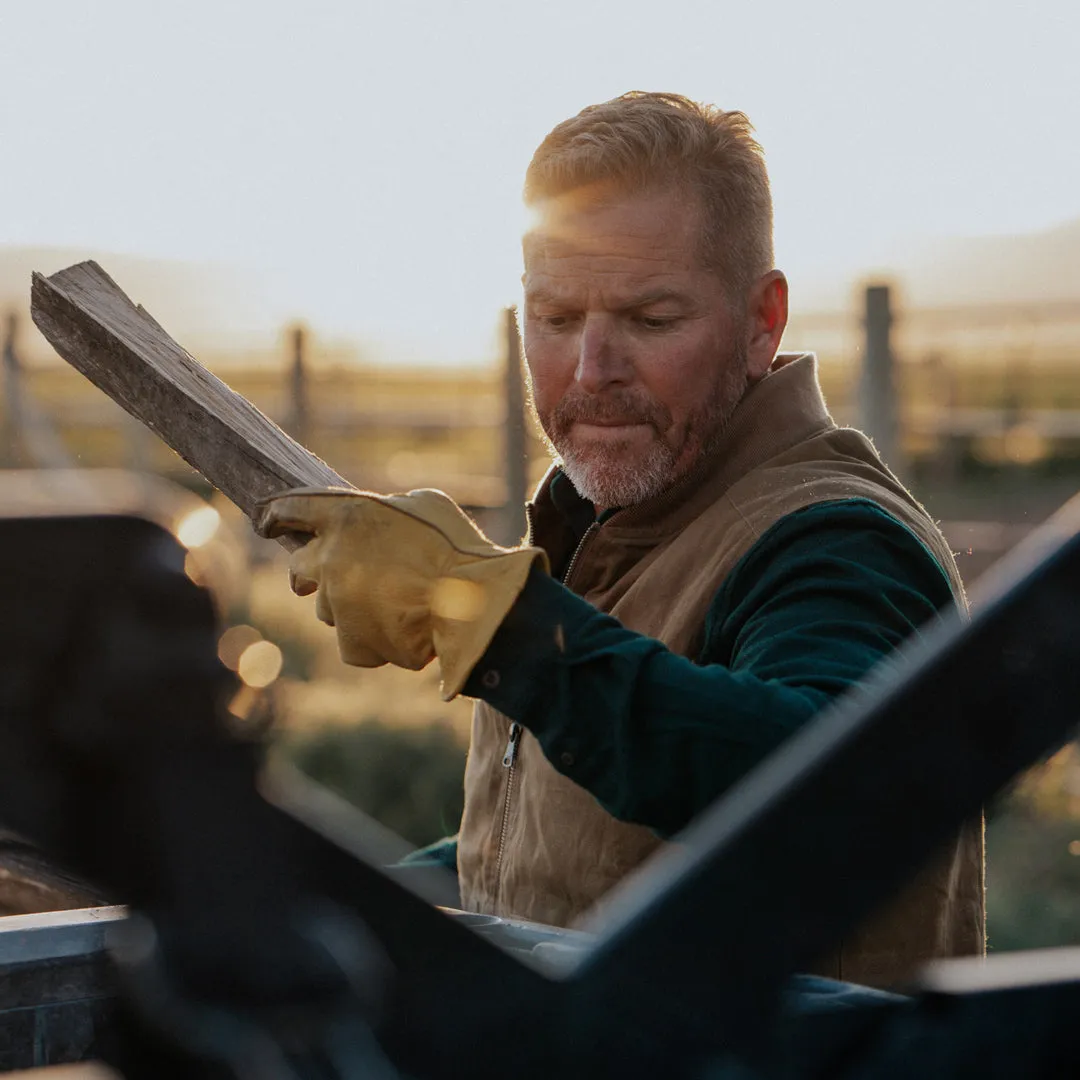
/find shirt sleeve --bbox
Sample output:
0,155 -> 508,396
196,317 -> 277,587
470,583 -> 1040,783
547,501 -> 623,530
395,834 -> 459,870
462,500 -> 958,839
387,834 -> 461,906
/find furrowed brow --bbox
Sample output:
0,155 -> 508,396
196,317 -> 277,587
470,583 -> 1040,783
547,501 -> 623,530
523,286 -> 568,306
618,288 -> 690,311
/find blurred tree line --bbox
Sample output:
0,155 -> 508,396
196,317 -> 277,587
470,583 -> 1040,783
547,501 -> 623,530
282,719 -> 466,849
985,743 -> 1080,950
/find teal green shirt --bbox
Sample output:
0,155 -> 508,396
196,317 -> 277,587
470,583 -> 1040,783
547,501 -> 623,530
403,498 -> 956,869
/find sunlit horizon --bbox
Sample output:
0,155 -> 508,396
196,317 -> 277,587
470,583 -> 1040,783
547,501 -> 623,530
1,0 -> 1077,365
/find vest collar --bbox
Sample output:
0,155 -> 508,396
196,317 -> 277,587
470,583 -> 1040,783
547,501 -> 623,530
527,352 -> 834,571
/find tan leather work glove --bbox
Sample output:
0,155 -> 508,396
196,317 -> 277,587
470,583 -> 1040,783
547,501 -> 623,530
255,487 -> 548,700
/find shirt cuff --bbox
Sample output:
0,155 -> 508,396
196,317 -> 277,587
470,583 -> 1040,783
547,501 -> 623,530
462,564 -> 596,719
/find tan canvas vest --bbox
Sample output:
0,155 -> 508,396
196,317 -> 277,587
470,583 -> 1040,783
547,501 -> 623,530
458,353 -> 985,988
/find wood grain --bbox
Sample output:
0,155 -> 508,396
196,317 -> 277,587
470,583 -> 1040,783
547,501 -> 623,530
30,261 -> 354,536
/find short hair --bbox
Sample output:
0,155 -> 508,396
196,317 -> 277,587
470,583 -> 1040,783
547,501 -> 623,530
524,91 -> 774,298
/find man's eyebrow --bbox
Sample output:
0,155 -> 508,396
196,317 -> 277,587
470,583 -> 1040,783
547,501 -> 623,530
523,286 -> 563,305
617,288 -> 691,310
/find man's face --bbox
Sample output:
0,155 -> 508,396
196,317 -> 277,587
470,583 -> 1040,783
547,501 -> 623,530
522,183 -> 750,511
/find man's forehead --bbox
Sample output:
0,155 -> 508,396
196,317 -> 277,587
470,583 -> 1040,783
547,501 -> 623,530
523,182 -> 709,273
524,279 -> 691,309
526,182 -> 702,241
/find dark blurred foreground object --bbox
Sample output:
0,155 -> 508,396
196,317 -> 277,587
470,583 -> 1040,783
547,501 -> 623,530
0,467 -> 251,920
2,505 -> 1080,1078
0,837 -> 106,917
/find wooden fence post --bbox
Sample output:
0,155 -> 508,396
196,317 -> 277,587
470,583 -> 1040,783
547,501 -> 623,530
498,307 -> 529,546
858,284 -> 904,476
287,324 -> 311,447
2,310 -> 76,471
2,311 -> 24,466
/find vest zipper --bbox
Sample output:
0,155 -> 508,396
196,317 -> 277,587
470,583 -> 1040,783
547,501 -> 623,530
562,521 -> 600,591
492,507 -> 608,905
494,722 -> 522,906
502,721 -> 522,767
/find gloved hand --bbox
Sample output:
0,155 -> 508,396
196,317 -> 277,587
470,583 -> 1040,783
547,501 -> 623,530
255,487 -> 548,700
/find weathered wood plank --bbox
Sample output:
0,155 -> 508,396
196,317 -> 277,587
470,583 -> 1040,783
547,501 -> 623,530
30,261 -> 354,529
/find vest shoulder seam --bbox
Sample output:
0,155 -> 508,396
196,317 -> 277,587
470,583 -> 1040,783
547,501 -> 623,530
722,490 -> 762,542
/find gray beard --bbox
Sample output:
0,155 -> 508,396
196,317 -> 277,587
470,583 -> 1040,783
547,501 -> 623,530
557,434 -> 678,509
539,347 -> 750,510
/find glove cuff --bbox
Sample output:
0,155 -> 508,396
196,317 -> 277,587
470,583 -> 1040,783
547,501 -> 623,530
433,547 -> 548,700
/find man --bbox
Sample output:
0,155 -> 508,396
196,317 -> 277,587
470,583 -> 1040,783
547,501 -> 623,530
259,92 -> 984,988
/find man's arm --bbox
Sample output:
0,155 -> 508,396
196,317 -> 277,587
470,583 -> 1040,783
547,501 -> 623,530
463,500 -> 957,838
396,835 -> 460,870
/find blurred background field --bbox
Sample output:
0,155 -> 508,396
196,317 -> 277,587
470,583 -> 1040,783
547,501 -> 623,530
8,239 -> 1080,940
5,273 -> 1080,946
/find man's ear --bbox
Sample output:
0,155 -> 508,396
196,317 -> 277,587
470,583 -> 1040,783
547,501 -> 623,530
744,270 -> 788,381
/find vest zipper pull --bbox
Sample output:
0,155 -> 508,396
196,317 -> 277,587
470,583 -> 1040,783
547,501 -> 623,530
502,722 -> 522,768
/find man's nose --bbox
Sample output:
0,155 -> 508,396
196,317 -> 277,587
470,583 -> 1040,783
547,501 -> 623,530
575,315 -> 632,393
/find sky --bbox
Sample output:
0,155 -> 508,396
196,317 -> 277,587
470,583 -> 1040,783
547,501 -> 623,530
1,0 -> 1078,364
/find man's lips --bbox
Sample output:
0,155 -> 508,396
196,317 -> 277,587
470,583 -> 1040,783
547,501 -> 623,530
571,419 -> 654,439
572,418 -> 650,428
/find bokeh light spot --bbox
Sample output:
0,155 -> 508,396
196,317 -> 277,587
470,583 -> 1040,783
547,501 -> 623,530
183,551 -> 206,586
218,624 -> 263,670
177,505 -> 221,549
237,640 -> 284,688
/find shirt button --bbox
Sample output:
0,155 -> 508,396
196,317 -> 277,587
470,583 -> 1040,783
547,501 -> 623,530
560,751 -> 575,767
481,669 -> 501,690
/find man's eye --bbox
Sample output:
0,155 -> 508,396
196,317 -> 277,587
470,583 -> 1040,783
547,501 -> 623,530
542,314 -> 573,330
636,316 -> 677,331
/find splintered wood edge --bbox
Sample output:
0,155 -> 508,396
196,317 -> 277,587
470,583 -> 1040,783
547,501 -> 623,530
30,263 -> 354,542
35,268 -> 321,485
28,267 -> 299,510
